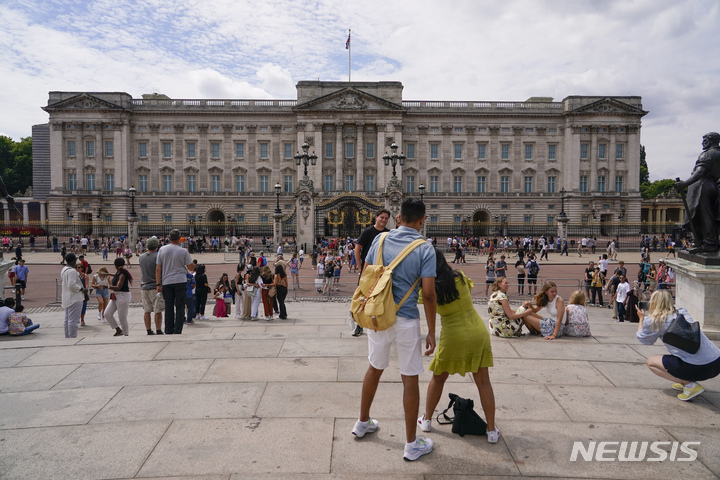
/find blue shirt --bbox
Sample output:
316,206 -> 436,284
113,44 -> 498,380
365,226 -> 436,319
15,265 -> 29,281
637,308 -> 720,365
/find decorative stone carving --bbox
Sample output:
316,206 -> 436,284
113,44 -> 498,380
222,124 -> 234,133
271,125 -> 283,132
441,126 -> 453,135
331,94 -> 367,110
173,124 -> 185,133
299,192 -> 312,219
149,124 -> 161,132
512,126 -> 524,135
417,125 -> 429,134
304,136 -> 314,146
296,122 -> 306,131
385,137 -> 395,147
246,125 -> 257,133
376,123 -> 387,132
197,124 -> 209,133
51,122 -> 64,131
536,127 -> 547,135
488,126 -> 500,135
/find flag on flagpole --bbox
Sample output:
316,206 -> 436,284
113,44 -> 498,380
346,31 -> 351,49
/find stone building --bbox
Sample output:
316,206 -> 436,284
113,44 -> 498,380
38,81 -> 646,244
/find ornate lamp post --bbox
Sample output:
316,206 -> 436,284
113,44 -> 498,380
557,187 -> 570,241
418,183 -> 426,236
294,142 -> 318,189
383,143 -> 406,182
127,185 -> 138,247
273,182 -> 283,247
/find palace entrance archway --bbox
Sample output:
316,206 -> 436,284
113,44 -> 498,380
206,209 -> 226,237
314,193 -> 385,239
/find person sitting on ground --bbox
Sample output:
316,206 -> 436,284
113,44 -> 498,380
636,290 -> 720,401
561,290 -> 591,337
0,298 -> 18,335
418,249 -> 499,443
487,277 -> 536,337
7,304 -> 39,335
520,281 -> 566,339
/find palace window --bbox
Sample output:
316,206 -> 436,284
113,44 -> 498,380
138,142 -> 147,158
453,176 -> 463,193
430,175 -> 439,193
187,142 -> 196,158
524,144 -> 533,160
345,142 -> 354,158
105,174 -> 114,191
284,143 -> 293,159
616,144 -> 624,159
524,215 -> 532,224
325,142 -> 333,158
86,173 -> 95,190
236,142 -> 245,158
165,215 -> 172,223
598,144 -> 606,160
524,176 -> 533,193
104,141 -> 113,157
580,143 -> 588,160
67,140 -> 76,157
406,175 -> 415,193
365,175 -> 375,192
477,176 -> 486,193
454,144 -> 462,160
615,175 -> 624,192
259,175 -> 269,192
547,176 -> 556,193
580,175 -> 588,192
598,175 -> 606,192
235,175 -> 245,192
211,142 -> 220,159
139,175 -> 148,192
162,142 -> 172,158
163,175 -> 172,192
68,173 -> 77,190
366,142 -> 375,158
501,144 -> 510,160
548,144 -> 556,160
324,175 -> 334,191
477,144 -> 486,159
404,143 -> 413,159
211,175 -> 221,192
345,175 -> 354,191
86,140 -> 95,157
259,142 -> 269,159
430,143 -> 439,159
500,176 -> 509,193
284,175 -> 293,193
547,215 -> 555,224
187,175 -> 196,192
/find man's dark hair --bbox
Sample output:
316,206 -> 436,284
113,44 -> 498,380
400,198 -> 426,224
375,208 -> 391,218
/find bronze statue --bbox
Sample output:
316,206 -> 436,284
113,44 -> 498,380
675,132 -> 720,254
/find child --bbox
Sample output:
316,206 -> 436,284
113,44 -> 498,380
562,290 -> 591,337
213,285 -> 227,317
332,260 -> 342,291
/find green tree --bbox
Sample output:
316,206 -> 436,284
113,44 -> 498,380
640,178 -> 677,199
0,136 -> 32,196
639,145 -> 649,185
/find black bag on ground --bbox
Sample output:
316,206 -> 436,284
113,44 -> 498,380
663,312 -> 701,354
435,393 -> 487,437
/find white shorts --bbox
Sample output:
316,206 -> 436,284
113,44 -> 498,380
141,289 -> 165,314
367,317 -> 424,376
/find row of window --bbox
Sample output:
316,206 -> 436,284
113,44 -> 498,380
67,172 -> 623,194
67,139 -> 625,163
67,140 -> 114,158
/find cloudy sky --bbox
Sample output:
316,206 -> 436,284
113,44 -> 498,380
1,0 -> 718,181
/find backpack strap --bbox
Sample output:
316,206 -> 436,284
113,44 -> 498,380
374,234 -> 428,310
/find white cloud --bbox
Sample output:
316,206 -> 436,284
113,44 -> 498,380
0,0 -> 718,181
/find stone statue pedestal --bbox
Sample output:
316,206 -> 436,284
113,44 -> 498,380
666,258 -> 720,340
0,259 -> 14,299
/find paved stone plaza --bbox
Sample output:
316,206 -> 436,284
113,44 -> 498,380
1,291 -> 719,479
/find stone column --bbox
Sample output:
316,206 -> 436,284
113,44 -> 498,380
127,216 -> 139,250
335,123 -> 343,191
22,202 -> 29,225
2,200 -> 8,222
312,123 -> 323,191
609,129 -> 617,192
377,123 -> 387,189
273,211 -> 283,247
356,123 -> 364,192
590,126 -> 598,191
627,125 -> 641,192
40,202 -> 46,224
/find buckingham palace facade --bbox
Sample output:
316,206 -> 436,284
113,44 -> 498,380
39,81 -> 646,239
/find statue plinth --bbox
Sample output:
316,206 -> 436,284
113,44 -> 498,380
678,251 -> 720,266
665,258 -> 720,340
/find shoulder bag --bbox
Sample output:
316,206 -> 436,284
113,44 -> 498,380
436,393 -> 487,437
662,312 -> 701,354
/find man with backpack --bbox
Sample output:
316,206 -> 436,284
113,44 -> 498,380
525,254 -> 540,296
352,198 -> 437,461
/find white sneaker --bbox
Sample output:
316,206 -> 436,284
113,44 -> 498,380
351,418 -> 379,438
487,428 -> 500,444
97,312 -> 102,320
403,435 -> 433,461
417,414 -> 431,432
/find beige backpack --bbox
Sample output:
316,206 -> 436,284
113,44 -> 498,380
351,233 -> 426,332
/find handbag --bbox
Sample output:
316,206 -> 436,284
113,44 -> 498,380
246,285 -> 255,296
663,312 -> 701,354
436,393 -> 487,437
268,286 -> 277,297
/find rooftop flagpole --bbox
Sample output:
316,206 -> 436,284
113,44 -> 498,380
346,29 -> 351,81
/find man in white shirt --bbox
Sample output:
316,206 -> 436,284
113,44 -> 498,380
615,275 -> 631,323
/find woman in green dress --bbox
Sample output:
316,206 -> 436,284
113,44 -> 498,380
418,249 -> 500,443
